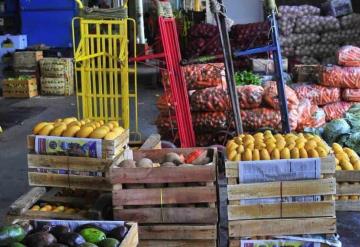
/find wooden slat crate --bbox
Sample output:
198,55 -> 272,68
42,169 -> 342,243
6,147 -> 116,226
138,224 -> 218,247
13,220 -> 138,247
26,130 -> 129,191
226,156 -> 337,245
5,187 -> 106,223
336,171 -> 360,211
110,148 -> 218,224
2,78 -> 38,98
13,51 -> 43,70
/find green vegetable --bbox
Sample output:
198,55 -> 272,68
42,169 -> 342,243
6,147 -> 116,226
345,104 -> 360,132
323,119 -> 351,144
80,228 -> 106,244
0,225 -> 26,245
234,71 -> 261,86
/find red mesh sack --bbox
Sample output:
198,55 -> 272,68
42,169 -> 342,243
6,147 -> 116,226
190,87 -> 230,112
182,63 -> 225,90
263,81 -> 300,110
323,102 -> 354,121
292,83 -> 341,106
192,112 -> 230,130
237,85 -> 264,109
342,89 -> 360,102
337,45 -> 360,67
321,65 -> 360,89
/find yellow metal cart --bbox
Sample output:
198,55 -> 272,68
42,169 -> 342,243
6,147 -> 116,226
72,0 -> 139,139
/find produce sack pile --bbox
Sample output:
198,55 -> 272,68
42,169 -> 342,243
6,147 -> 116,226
321,65 -> 360,89
297,99 -> 326,131
279,4 -> 360,65
342,89 -> 360,102
292,83 -> 341,106
182,63 -> 225,90
337,45 -> 360,67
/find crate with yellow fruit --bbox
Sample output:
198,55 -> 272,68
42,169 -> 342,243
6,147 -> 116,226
333,143 -> 360,211
225,131 -> 336,241
27,117 -> 129,191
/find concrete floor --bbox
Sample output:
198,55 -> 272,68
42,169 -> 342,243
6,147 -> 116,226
0,82 -> 359,246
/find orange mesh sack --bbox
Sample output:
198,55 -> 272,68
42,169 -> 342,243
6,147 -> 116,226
321,65 -> 360,89
190,87 -> 230,112
263,81 -> 300,110
182,63 -> 225,90
297,99 -> 326,130
323,101 -> 354,121
342,88 -> 360,102
293,83 -> 341,106
237,85 -> 264,109
337,45 -> 360,67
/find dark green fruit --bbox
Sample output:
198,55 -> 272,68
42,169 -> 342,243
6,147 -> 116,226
98,238 -> 120,247
0,225 -> 26,245
79,228 -> 106,244
50,225 -> 70,239
75,224 -> 107,234
10,242 -> 26,247
58,232 -> 86,247
108,226 -> 128,241
24,232 -> 56,247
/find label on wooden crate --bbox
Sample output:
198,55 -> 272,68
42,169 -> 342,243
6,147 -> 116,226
28,167 -> 105,177
35,136 -> 102,158
240,239 -> 321,247
238,158 -> 321,205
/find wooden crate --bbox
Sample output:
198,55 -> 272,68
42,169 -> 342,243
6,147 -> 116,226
12,220 -> 138,247
27,130 -> 129,191
2,78 -> 38,98
138,224 -> 218,247
5,187 -> 106,223
110,148 -> 218,224
13,51 -> 43,70
336,171 -> 360,211
226,156 -> 337,244
294,64 -> 322,83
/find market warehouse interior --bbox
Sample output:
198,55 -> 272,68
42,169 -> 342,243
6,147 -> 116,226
0,0 -> 360,246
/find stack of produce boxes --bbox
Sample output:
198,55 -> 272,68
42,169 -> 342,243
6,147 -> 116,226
225,131 -> 337,246
279,4 -> 360,65
109,148 -> 219,246
5,117 -> 129,222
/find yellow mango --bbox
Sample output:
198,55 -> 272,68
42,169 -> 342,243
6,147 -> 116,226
276,140 -> 286,150
299,148 -> 308,158
76,126 -> 94,138
344,148 -> 359,159
62,126 -> 81,137
242,149 -> 253,161
286,140 -> 296,150
253,132 -> 264,139
227,150 -> 237,161
105,122 -> 114,130
336,165 -> 342,171
237,145 -> 245,154
243,134 -> 255,142
89,128 -> 109,139
33,122 -> 50,134
109,120 -> 120,128
112,126 -> 124,135
280,148 -> 290,159
63,117 -> 78,125
304,140 -> 317,151
226,141 -> 238,152
290,148 -> 300,159
252,149 -> 260,161
234,137 -> 243,145
336,153 -> 350,162
260,149 -> 271,160
332,143 -> 343,154
271,149 -> 280,160
244,142 -> 254,151
266,143 -> 276,154
50,124 -> 67,136
340,160 -> 354,171
235,153 -> 241,161
353,160 -> 360,170
308,149 -> 319,158
315,147 -> 328,158
38,124 -> 55,136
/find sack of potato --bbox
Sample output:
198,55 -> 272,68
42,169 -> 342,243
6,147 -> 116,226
226,131 -> 330,162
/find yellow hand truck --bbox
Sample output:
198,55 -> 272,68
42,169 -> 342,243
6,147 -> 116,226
72,0 -> 140,140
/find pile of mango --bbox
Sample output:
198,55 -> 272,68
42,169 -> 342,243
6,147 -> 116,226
226,131 -> 330,161
32,117 -> 125,140
30,204 -> 79,214
333,143 -> 360,170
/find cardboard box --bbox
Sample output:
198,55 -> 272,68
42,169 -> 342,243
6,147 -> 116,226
322,0 -> 353,17
252,58 -> 288,74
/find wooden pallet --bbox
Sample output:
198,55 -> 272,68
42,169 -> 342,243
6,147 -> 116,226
336,171 -> 360,211
226,156 -> 337,245
110,148 -> 218,224
3,78 -> 38,98
26,130 -> 129,190
5,187 -> 105,223
138,224 -> 218,247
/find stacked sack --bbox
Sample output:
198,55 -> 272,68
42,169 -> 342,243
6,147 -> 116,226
279,4 -> 360,65
40,58 -> 74,96
156,64 -> 304,146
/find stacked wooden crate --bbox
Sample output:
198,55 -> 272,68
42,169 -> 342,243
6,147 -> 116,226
2,77 -> 38,98
27,129 -> 129,191
110,148 -> 219,247
336,171 -> 360,211
225,156 -> 337,247
13,51 -> 43,76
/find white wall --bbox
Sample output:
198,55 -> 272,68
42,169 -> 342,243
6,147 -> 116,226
223,0 -> 264,24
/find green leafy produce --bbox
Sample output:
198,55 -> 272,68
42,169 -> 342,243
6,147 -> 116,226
323,118 -> 351,144
344,104 -> 360,132
344,132 -> 360,154
234,71 -> 261,86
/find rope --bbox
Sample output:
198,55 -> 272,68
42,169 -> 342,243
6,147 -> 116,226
79,7 -> 128,19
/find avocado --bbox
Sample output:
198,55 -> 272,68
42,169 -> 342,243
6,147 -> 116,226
58,232 -> 86,247
79,243 -> 98,247
10,242 -> 26,247
50,225 -> 71,239
17,222 -> 33,235
24,232 -> 56,247
98,238 -> 120,247
0,224 -> 26,245
108,226 -> 128,241
79,228 -> 106,244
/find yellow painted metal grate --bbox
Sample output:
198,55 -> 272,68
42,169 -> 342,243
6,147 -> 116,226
72,17 -> 139,139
